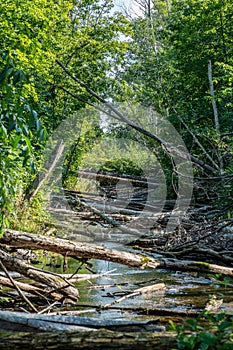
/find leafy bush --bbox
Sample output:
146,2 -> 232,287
170,312 -> 233,350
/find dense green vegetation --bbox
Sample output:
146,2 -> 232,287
1,0 -> 232,232
119,0 -> 233,207
170,311 -> 233,349
0,1 -> 233,345
0,0 -> 131,231
0,0 -> 233,227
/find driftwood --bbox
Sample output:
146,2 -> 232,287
51,306 -> 202,317
75,198 -> 144,236
0,311 -> 177,350
1,229 -> 233,277
0,275 -> 64,300
72,304 -> 203,317
0,259 -> 38,312
158,258 -> 233,276
0,275 -> 42,294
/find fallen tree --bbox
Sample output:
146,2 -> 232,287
0,228 -> 232,313
1,229 -> 233,277
0,328 -> 177,350
1,229 -> 160,269
0,310 -> 166,332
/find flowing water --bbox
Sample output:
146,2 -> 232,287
35,243 -> 233,323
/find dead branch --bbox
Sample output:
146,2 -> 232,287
103,283 -> 165,309
0,260 -> 38,312
0,248 -> 79,302
0,275 -> 60,300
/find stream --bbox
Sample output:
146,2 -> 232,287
34,243 -> 233,323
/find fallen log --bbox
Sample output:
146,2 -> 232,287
1,229 -> 233,276
0,249 -> 79,302
0,275 -> 60,300
0,311 -> 165,333
158,258 -> 233,277
1,229 -> 160,269
59,304 -> 202,317
0,329 -> 177,350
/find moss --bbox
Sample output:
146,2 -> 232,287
140,255 -> 152,266
191,262 -> 210,269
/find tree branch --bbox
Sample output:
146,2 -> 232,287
55,59 -> 217,173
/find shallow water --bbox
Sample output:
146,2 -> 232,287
38,249 -> 233,321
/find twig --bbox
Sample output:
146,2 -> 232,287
103,283 -> 165,309
0,260 -> 38,313
38,301 -> 59,315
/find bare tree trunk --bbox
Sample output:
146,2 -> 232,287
23,140 -> 64,202
1,229 -> 233,276
208,60 -> 220,136
208,60 -> 224,172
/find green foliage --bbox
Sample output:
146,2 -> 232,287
170,312 -> 233,350
121,0 -> 233,147
99,158 -> 144,177
118,0 -> 233,210
1,0 -> 232,231
209,274 -> 233,290
62,123 -> 103,189
0,0 -> 132,232
0,53 -> 46,233
168,0 -> 233,131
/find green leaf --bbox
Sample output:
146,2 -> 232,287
199,332 -> 218,346
0,67 -> 14,82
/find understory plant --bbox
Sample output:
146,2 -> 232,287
170,311 -> 233,350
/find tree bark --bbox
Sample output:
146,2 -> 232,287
0,329 -> 176,350
0,275 -> 61,300
0,248 -> 79,301
1,229 -> 233,276
1,229 -> 160,269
